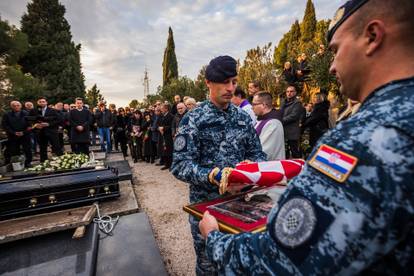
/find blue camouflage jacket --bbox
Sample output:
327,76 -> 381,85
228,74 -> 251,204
171,100 -> 267,203
205,77 -> 414,275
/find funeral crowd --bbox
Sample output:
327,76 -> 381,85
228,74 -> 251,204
0,79 -> 358,171
1,0 -> 413,275
0,23 -> 360,171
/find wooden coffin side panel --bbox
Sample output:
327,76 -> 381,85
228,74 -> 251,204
0,168 -> 120,220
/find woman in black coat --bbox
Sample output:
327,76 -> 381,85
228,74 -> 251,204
128,110 -> 143,162
302,93 -> 330,150
115,108 -> 129,157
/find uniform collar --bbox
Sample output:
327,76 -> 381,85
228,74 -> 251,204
207,100 -> 236,114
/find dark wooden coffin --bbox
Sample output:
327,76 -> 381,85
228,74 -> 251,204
0,167 -> 120,220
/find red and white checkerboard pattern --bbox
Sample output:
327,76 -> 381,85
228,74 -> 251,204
228,159 -> 305,187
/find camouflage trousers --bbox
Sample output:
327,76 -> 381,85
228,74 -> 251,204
189,215 -> 218,276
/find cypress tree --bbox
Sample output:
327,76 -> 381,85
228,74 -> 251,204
314,20 -> 330,46
162,27 -> 178,86
301,0 -> 317,44
273,33 -> 289,68
20,0 -> 85,103
287,20 -> 301,61
289,20 -> 301,45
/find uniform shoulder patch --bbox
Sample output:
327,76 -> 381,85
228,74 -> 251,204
273,197 -> 317,249
308,144 -> 358,183
174,135 -> 187,152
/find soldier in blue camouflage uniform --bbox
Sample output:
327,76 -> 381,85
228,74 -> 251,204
171,55 -> 266,275
199,0 -> 414,274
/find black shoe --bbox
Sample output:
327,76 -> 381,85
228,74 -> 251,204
155,163 -> 164,166
150,160 -> 155,164
160,166 -> 170,170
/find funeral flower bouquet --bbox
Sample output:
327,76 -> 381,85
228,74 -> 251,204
25,153 -> 90,172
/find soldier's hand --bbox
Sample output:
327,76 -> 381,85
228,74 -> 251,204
199,211 -> 219,239
226,183 -> 248,195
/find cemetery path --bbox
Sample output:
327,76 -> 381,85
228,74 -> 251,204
130,160 -> 196,276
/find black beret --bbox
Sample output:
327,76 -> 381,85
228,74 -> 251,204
205,55 -> 237,83
327,0 -> 370,43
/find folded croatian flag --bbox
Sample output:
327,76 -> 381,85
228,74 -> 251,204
219,159 -> 305,194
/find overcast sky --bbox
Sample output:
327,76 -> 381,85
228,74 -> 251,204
0,0 -> 341,106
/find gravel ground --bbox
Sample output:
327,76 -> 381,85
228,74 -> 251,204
130,159 -> 196,276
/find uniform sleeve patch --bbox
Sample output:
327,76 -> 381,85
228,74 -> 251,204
174,135 -> 187,152
308,144 -> 358,183
269,188 -> 335,266
273,197 -> 317,249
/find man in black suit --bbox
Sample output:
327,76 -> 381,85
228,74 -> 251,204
69,98 -> 92,154
1,101 -> 32,167
158,103 -> 174,170
34,97 -> 63,162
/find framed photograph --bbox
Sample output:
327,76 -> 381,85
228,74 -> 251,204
183,186 -> 286,234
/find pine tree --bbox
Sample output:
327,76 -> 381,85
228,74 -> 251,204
162,27 -> 178,86
129,99 -> 139,108
301,0 -> 317,44
239,43 -> 279,97
85,84 -> 104,108
0,17 -> 45,112
20,0 -> 85,103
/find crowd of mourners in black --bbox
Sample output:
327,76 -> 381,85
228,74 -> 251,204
0,95 -> 196,171
0,49 -> 359,170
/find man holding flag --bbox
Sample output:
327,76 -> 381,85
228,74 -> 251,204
199,0 -> 414,274
171,55 -> 266,275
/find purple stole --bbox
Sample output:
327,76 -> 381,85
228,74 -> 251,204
239,100 -> 250,109
255,119 -> 271,136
